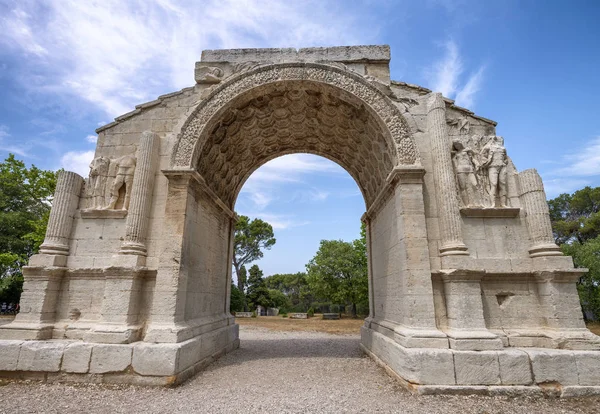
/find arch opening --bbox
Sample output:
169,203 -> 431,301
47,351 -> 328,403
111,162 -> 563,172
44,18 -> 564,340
195,81 -> 397,208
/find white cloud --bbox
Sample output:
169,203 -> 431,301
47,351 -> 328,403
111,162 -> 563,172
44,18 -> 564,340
0,125 -> 29,157
426,40 -> 486,108
429,40 -> 463,97
554,136 -> 600,178
86,135 -> 98,144
542,136 -> 600,197
239,154 -> 343,209
60,150 -> 94,177
1,0 -> 373,118
454,65 -> 485,108
243,212 -> 310,230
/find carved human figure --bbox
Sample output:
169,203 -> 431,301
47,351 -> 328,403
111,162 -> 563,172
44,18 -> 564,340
452,140 -> 481,207
104,155 -> 136,210
88,156 -> 110,209
481,136 -> 508,207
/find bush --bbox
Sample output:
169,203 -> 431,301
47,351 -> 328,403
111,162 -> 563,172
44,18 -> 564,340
280,312 -> 288,318
307,307 -> 314,317
251,310 -> 257,318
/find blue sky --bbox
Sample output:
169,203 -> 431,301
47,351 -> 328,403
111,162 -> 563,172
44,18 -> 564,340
1,0 -> 599,276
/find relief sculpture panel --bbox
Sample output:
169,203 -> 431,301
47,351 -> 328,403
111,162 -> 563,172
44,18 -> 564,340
83,153 -> 137,214
451,135 -> 509,208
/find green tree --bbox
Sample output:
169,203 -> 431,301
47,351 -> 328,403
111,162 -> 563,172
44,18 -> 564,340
264,272 -> 312,310
245,265 -> 272,311
561,236 -> 600,320
229,284 -> 246,313
0,154 -> 58,303
549,187 -> 600,320
268,289 -> 291,310
548,186 -> 600,245
232,215 -> 276,292
306,233 -> 368,318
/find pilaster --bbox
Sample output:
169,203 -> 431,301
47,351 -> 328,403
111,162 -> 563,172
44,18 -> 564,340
119,131 -> 160,259
427,93 -> 468,256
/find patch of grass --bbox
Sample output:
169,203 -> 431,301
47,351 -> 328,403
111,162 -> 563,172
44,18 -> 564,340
236,315 -> 364,335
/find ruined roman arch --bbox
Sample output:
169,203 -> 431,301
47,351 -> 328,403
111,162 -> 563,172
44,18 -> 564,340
1,45 -> 599,395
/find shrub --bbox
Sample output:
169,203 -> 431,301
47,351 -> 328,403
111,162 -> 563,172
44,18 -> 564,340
307,307 -> 314,317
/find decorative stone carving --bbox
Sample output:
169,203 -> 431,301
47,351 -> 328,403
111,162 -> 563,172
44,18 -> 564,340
447,116 -> 470,134
451,140 -> 481,207
104,154 -> 136,210
39,171 -> 84,255
195,66 -> 224,84
427,93 -> 468,256
88,156 -> 110,209
171,62 -> 418,173
451,135 -> 512,209
232,61 -> 268,75
195,86 -> 395,207
481,136 -> 509,207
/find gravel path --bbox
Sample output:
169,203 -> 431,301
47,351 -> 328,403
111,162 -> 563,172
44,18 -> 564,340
1,326 -> 599,413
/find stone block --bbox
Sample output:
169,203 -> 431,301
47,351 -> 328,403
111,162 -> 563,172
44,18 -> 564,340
89,344 -> 132,374
62,342 -> 92,373
454,351 -> 500,385
498,349 -> 532,385
526,349 -> 578,385
574,351 -> 600,385
17,341 -> 66,372
561,386 -> 600,397
132,342 -> 178,376
0,340 -> 22,370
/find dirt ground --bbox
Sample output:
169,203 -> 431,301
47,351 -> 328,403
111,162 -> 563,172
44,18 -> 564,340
238,315 -> 600,336
587,322 -> 600,336
236,315 -> 365,334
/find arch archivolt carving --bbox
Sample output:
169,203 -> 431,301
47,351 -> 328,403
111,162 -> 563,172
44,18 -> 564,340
172,63 -> 418,167
170,62 -> 419,208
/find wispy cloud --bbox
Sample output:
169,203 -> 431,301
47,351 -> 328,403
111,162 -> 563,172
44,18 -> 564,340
243,212 -> 310,230
426,40 -> 486,108
239,154 -> 343,210
1,0 -> 373,118
542,136 -> 600,197
0,125 -> 28,157
60,150 -> 94,177
86,135 -> 98,144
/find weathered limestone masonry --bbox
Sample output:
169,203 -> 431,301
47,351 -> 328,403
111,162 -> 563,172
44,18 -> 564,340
0,45 -> 599,396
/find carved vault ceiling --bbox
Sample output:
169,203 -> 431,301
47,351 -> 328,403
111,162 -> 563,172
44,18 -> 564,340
196,84 -> 395,209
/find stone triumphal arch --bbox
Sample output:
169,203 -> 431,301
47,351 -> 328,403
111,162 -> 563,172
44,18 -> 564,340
1,46 -> 599,395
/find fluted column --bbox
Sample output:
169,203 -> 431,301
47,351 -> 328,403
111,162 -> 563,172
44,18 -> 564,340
120,131 -> 160,256
427,93 -> 468,256
39,171 -> 84,255
518,169 -> 562,257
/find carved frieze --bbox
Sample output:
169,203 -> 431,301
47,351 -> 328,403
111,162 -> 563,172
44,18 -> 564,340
196,66 -> 224,84
451,135 -> 511,209
83,153 -> 137,213
172,62 -> 418,172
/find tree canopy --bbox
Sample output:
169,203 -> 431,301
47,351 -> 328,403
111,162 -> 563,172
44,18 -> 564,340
549,186 -> 600,320
305,227 -> 368,317
548,186 -> 600,245
232,215 -> 276,292
0,154 -> 58,303
245,264 -> 273,311
263,272 -> 312,311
